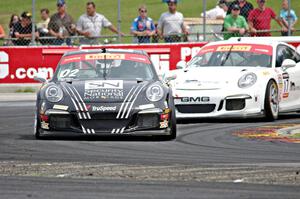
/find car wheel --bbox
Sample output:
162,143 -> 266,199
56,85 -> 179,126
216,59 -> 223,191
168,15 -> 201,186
34,112 -> 42,139
264,80 -> 279,121
167,95 -> 177,140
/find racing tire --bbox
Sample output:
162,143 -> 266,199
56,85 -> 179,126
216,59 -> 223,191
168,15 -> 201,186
34,112 -> 43,139
264,80 -> 279,121
166,95 -> 177,140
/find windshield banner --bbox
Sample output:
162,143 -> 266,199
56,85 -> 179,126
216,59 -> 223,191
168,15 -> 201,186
60,53 -> 151,65
199,44 -> 273,56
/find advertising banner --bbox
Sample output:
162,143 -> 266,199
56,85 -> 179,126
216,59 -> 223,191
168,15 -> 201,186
1,41 -> 300,84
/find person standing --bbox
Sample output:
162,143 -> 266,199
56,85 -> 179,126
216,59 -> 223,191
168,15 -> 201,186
280,0 -> 298,36
227,0 -> 253,21
201,0 -> 229,20
12,11 -> 38,46
130,5 -> 155,43
223,4 -> 248,40
0,25 -> 5,39
157,0 -> 188,43
48,0 -> 76,45
248,0 -> 287,37
77,1 -> 124,45
37,9 -> 50,30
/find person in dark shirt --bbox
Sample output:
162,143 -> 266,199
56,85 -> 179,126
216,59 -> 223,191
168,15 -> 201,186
48,0 -> 76,45
227,0 -> 253,21
12,11 -> 38,46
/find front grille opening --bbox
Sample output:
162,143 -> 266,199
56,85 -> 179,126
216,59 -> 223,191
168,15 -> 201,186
49,114 -> 77,130
137,114 -> 159,128
176,104 -> 216,114
225,99 -> 246,111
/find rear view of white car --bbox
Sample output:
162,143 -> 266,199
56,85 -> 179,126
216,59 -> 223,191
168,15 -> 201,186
168,38 -> 300,120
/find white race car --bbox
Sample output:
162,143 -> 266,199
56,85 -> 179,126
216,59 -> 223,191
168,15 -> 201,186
168,37 -> 300,120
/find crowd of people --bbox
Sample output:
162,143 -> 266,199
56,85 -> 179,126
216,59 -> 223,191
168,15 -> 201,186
0,0 -> 298,46
207,0 -> 297,39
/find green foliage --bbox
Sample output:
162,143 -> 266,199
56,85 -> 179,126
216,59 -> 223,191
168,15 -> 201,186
15,87 -> 36,93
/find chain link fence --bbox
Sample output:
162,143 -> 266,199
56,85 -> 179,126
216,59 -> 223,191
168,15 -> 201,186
0,0 -> 297,46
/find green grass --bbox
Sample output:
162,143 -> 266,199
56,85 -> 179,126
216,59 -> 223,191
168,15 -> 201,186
0,0 -> 299,42
15,87 -> 36,93
290,133 -> 300,139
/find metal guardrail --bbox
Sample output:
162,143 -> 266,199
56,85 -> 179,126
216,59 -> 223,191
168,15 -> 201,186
1,29 -> 299,46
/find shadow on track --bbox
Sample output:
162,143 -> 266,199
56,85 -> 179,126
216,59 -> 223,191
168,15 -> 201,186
177,113 -> 300,125
18,134 -> 174,142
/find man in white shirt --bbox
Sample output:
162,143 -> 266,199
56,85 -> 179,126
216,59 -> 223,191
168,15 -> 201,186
157,0 -> 188,43
201,0 -> 229,20
77,1 -> 124,45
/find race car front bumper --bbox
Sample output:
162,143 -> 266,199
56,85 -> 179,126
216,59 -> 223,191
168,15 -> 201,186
174,89 -> 264,119
38,107 -> 172,136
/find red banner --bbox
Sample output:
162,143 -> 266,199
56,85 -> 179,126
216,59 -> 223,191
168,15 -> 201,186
0,41 -> 300,84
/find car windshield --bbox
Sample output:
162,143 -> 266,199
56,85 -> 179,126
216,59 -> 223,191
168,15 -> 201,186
55,52 -> 154,81
188,44 -> 273,68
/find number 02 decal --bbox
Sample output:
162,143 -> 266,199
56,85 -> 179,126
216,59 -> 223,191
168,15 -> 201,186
59,69 -> 79,78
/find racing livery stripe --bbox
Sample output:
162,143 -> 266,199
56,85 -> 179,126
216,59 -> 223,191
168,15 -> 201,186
81,125 -> 86,134
116,86 -> 136,119
120,85 -> 141,119
125,84 -> 147,119
61,84 -> 83,119
65,85 -> 84,112
120,127 -> 125,134
70,86 -> 92,119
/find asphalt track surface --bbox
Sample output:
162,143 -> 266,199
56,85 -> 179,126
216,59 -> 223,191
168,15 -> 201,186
1,101 -> 300,198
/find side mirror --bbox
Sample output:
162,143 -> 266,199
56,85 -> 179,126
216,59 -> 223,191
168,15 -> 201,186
165,74 -> 177,83
281,59 -> 296,69
176,61 -> 187,69
33,73 -> 47,83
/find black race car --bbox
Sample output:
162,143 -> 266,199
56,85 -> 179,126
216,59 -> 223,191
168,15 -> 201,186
34,49 -> 176,139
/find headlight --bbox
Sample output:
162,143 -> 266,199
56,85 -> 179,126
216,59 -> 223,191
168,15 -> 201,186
146,83 -> 164,102
45,85 -> 63,102
238,73 -> 257,88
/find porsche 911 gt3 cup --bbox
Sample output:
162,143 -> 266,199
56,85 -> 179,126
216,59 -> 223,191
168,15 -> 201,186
34,49 -> 176,139
168,37 -> 300,120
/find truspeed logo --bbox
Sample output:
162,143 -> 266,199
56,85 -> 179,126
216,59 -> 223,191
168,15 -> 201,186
0,51 -> 54,80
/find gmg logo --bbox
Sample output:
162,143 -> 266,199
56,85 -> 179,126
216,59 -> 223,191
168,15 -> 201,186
0,51 -> 9,79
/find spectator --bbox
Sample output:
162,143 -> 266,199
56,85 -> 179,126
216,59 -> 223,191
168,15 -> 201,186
157,0 -> 188,43
37,8 -> 50,31
77,1 -> 124,45
248,0 -> 287,37
280,0 -> 298,36
0,25 -> 5,39
130,5 -> 155,43
37,8 -> 51,44
12,11 -> 38,46
201,0 -> 229,20
227,0 -> 253,21
48,0 -> 76,45
9,14 -> 19,37
223,4 -> 248,40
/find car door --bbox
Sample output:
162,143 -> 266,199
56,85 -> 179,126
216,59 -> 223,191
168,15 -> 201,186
276,44 -> 300,111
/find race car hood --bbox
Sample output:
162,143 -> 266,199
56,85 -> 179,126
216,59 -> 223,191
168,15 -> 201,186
173,67 -> 266,90
59,80 -> 150,103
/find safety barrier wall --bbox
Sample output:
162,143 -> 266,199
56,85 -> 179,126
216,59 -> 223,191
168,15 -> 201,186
1,41 -> 300,84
